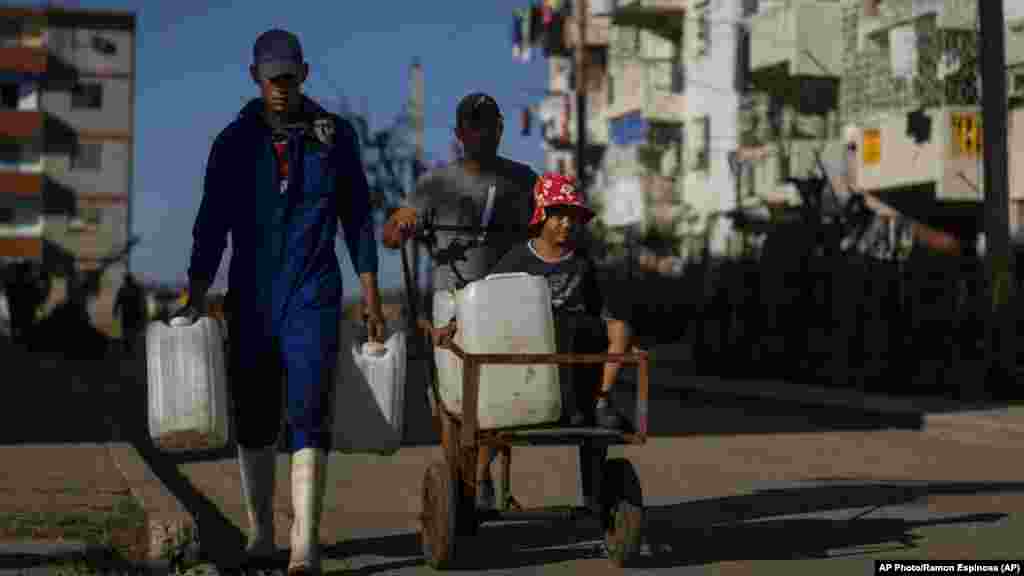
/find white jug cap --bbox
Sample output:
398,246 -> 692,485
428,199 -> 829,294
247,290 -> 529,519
169,316 -> 191,327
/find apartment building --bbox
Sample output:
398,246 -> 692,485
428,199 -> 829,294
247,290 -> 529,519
682,0 -> 750,256
602,0 -> 688,248
533,0 -> 756,259
0,5 -> 136,335
742,0 -> 844,208
744,0 -> 1024,242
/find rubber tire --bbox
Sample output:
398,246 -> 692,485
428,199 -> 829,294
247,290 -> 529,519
601,458 -> 644,568
421,460 -> 457,569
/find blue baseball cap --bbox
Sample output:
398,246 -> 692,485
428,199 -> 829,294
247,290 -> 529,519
253,29 -> 304,80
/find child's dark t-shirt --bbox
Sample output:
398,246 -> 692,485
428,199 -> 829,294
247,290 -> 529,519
488,241 -> 613,321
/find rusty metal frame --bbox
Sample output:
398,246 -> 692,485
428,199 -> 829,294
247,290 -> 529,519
416,316 -> 650,523
440,341 -> 650,448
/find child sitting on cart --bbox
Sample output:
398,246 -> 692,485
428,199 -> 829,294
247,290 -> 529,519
433,172 -> 632,506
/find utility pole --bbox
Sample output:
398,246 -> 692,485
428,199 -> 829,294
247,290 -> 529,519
979,0 -> 1014,397
575,0 -> 588,189
407,58 -> 425,335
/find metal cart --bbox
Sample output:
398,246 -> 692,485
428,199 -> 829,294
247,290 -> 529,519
397,223 -> 649,569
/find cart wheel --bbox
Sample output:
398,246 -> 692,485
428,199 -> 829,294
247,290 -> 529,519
421,461 -> 457,569
600,458 -> 644,568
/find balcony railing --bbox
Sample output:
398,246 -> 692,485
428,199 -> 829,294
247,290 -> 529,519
0,214 -> 44,238
0,110 -> 43,139
0,46 -> 46,75
612,0 -> 686,33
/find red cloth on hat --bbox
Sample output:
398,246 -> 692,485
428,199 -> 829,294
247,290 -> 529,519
530,172 -> 595,227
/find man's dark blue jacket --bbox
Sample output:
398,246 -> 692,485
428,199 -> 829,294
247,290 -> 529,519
187,96 -> 377,330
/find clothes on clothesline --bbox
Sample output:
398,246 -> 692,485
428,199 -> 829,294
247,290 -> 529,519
512,2 -> 572,62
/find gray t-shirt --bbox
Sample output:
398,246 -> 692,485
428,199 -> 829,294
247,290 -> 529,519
403,158 -> 538,292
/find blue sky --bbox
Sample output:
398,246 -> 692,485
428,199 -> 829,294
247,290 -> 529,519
54,0 -> 549,300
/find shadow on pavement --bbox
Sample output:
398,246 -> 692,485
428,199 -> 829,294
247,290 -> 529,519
0,547 -> 140,573
317,479 -> 1021,573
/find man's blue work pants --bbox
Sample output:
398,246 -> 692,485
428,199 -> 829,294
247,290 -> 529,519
227,304 -> 340,453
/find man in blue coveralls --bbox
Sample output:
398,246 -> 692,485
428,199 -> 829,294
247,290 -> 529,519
175,29 -> 384,575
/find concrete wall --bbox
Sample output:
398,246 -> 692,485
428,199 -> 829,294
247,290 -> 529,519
853,107 -> 982,202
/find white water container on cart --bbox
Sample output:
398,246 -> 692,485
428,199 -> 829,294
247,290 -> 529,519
146,317 -> 230,452
435,273 -> 561,430
432,289 -> 461,415
332,320 -> 406,455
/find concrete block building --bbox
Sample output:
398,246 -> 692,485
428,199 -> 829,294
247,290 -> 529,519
0,5 -> 136,336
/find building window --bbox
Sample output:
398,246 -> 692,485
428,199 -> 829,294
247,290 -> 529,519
0,207 -> 13,224
692,116 -> 710,172
0,18 -> 20,48
71,142 -> 102,171
777,151 -> 791,184
672,41 -> 685,93
70,206 -> 102,231
0,140 -> 21,165
0,84 -> 17,109
695,1 -> 711,58
71,83 -> 103,109
80,206 -> 102,226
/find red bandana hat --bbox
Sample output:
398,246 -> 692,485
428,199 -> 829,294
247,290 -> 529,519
529,172 -> 595,227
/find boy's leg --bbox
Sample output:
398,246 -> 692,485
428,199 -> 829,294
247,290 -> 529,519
555,314 -> 587,426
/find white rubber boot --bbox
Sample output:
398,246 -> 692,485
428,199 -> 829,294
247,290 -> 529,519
238,445 -> 278,559
288,447 -> 326,575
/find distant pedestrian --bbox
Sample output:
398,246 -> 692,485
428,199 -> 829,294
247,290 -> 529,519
176,28 -> 384,574
113,273 -> 145,354
5,261 -> 47,346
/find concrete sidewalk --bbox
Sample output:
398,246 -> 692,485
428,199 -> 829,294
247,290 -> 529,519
646,341 -> 1024,443
0,443 -> 151,573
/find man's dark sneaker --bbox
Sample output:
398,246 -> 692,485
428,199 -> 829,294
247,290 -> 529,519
594,401 -> 624,430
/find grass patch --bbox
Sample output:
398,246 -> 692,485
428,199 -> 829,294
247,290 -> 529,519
0,496 -> 148,569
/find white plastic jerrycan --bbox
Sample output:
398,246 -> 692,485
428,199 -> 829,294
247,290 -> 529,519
436,272 -> 562,430
146,316 -> 231,453
332,320 -> 407,455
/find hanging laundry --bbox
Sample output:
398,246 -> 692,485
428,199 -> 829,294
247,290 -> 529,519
529,3 -> 544,45
521,7 -> 532,61
562,93 -> 571,143
542,1 -> 554,25
512,12 -> 523,59
543,12 -> 567,57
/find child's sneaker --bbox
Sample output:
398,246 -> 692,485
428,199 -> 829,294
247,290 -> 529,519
477,478 -> 496,510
